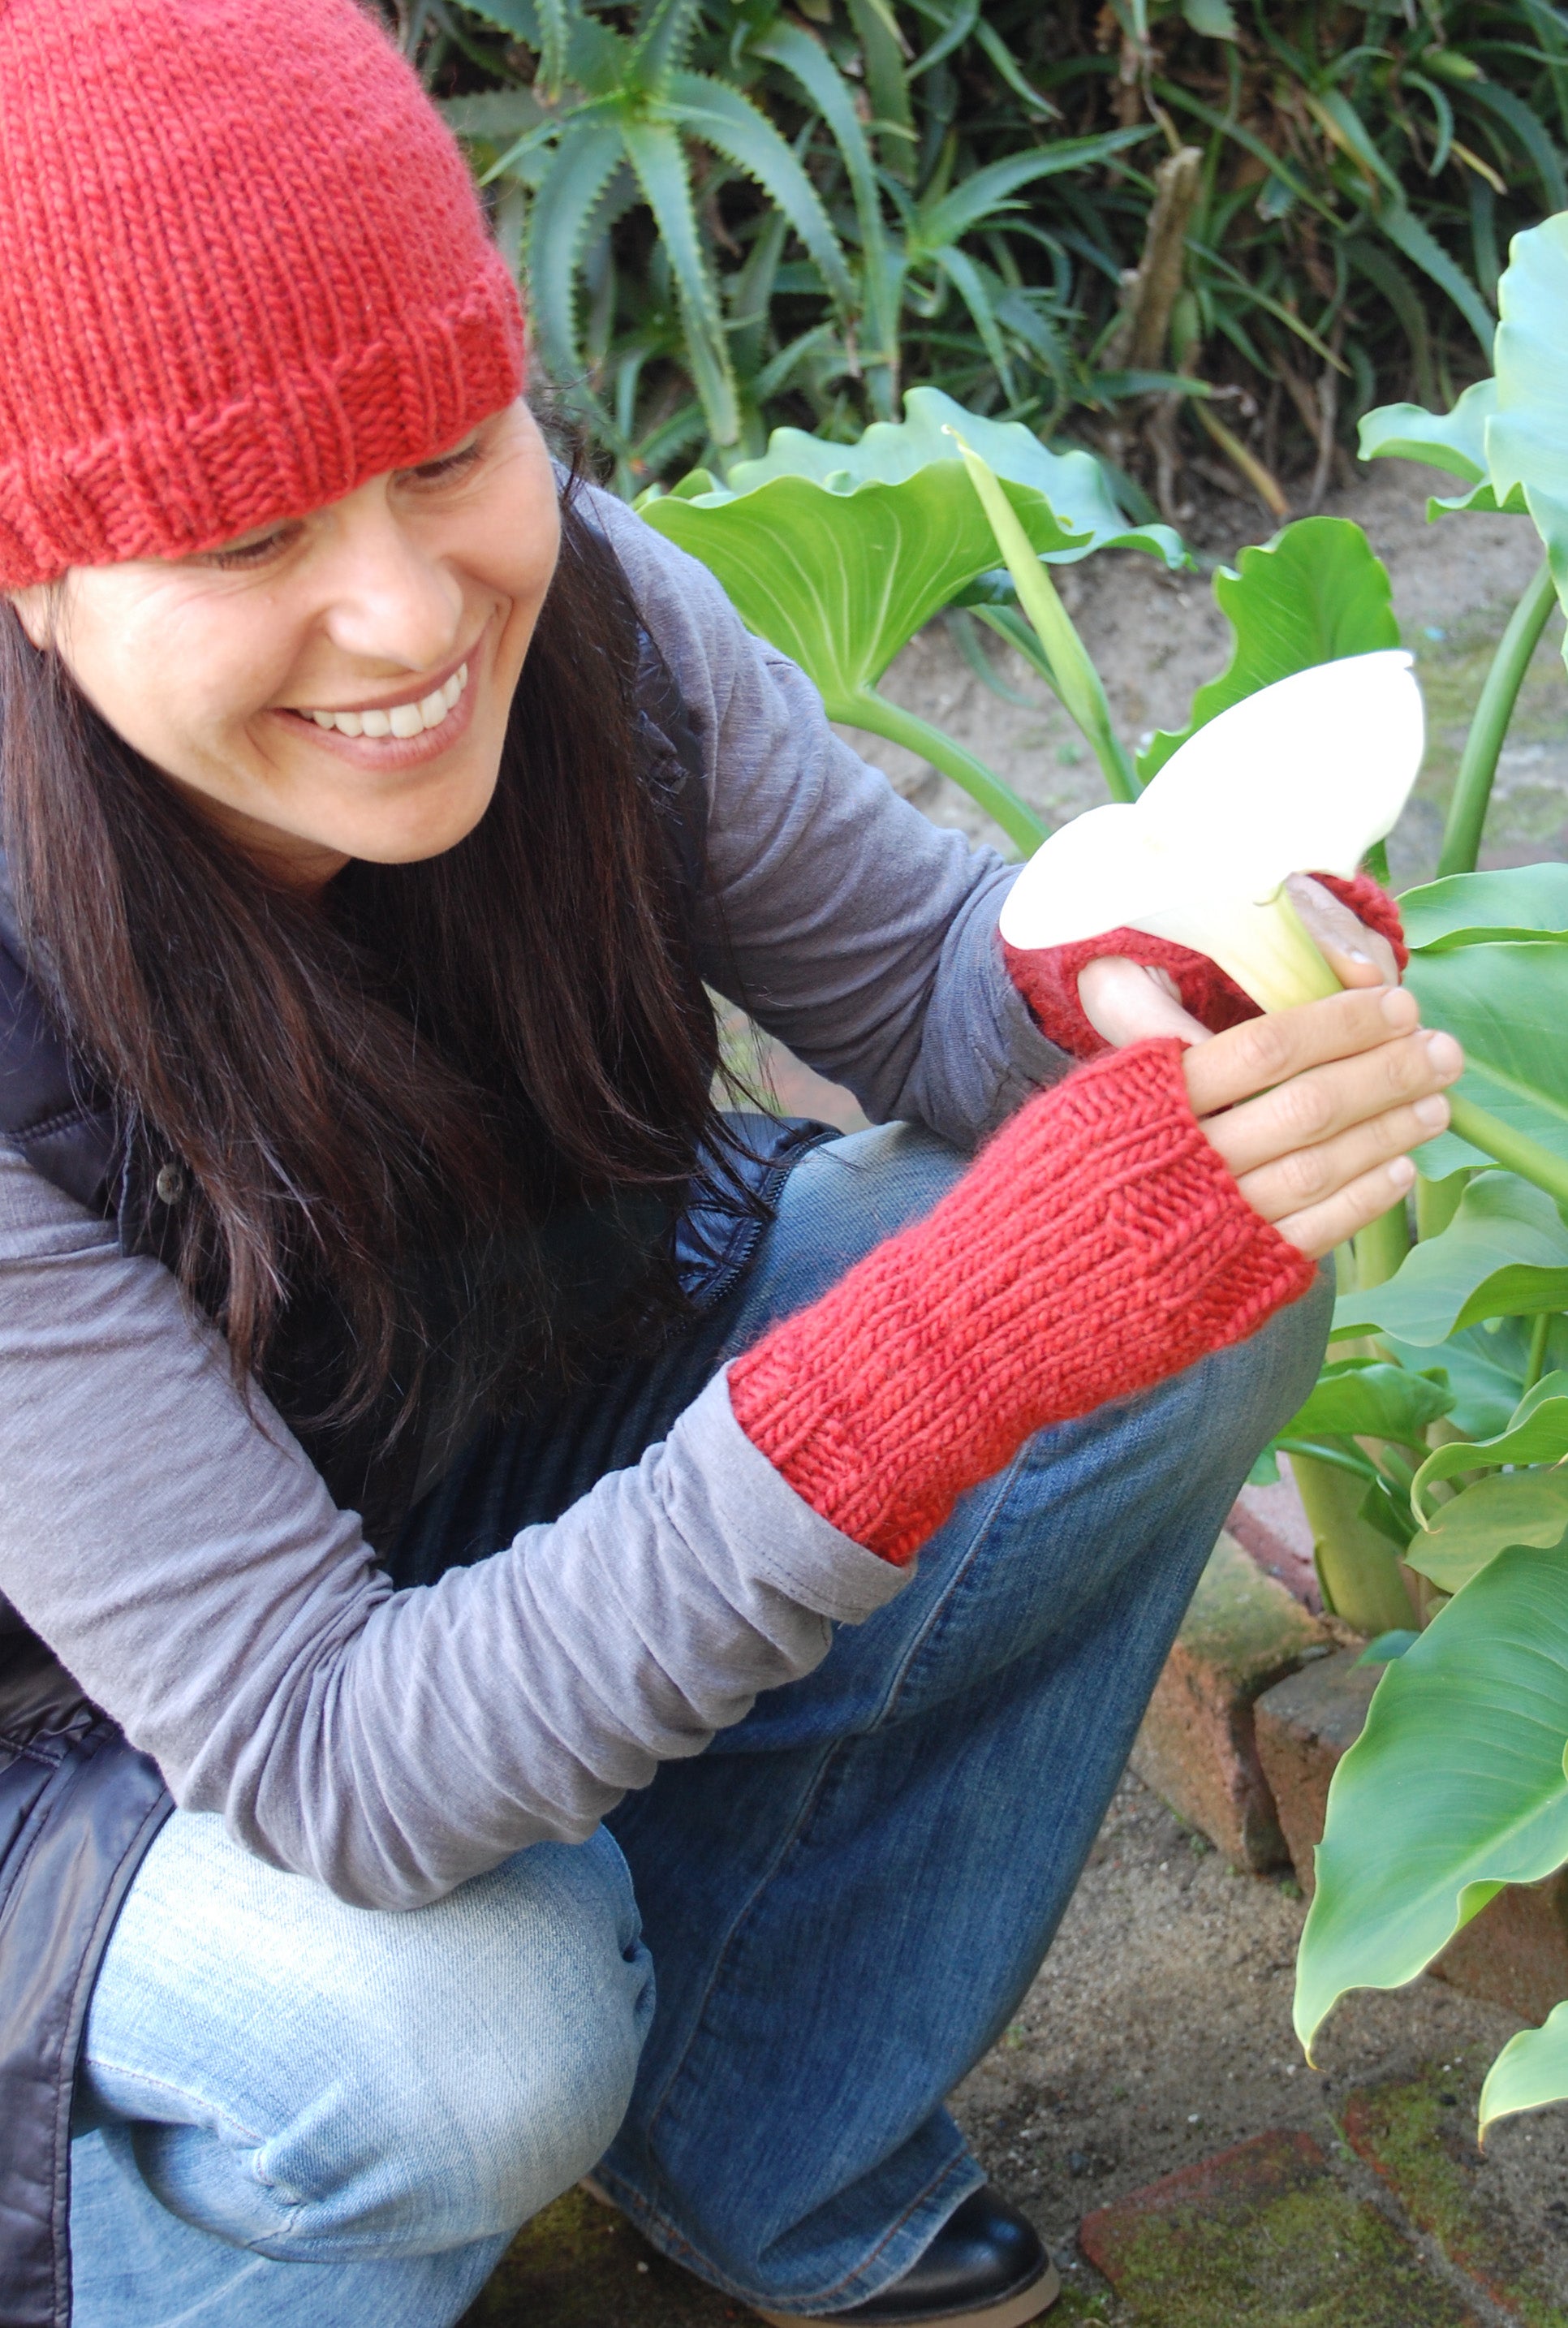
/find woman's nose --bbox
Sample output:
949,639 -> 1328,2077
316,494 -> 466,674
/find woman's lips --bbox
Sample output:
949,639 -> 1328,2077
273,638 -> 485,770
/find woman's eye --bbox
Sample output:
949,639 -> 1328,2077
409,440 -> 482,484
200,528 -> 295,570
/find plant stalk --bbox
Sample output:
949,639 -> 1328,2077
1415,1168 -> 1470,1242
1437,557 -> 1558,878
1354,1199 -> 1411,1292
837,689 -> 1048,856
1445,1093 -> 1568,1209
1287,1451 -> 1419,1636
1524,1310 -> 1553,1393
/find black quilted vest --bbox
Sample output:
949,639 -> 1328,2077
0,637 -> 825,2324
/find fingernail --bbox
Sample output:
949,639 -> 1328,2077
1380,987 -> 1415,1023
1424,1030 -> 1462,1078
1415,1094 -> 1450,1127
1389,1158 -> 1415,1189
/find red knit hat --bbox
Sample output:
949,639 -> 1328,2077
0,0 -> 525,590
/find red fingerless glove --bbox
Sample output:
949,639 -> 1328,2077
729,1040 -> 1316,1566
1004,872 -> 1407,1062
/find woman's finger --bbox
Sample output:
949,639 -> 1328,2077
1183,985 -> 1426,1119
1077,955 -> 1211,1048
1271,1155 -> 1418,1261
1230,1092 -> 1450,1225
1199,1026 -> 1462,1179
1286,872 -> 1399,988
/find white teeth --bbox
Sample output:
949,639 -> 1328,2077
298,660 -> 470,739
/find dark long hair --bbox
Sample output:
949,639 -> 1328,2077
0,468 -> 739,1469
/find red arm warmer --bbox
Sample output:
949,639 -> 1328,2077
729,1039 -> 1316,1566
1004,872 -> 1408,1061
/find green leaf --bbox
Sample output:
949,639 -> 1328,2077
1405,1469 -> 1568,1593
1333,1171 -> 1568,1345
912,131 -> 1152,252
1402,864 -> 1568,951
1182,0 -> 1238,34
624,0 -> 702,93
524,117 -> 627,391
1403,943 -> 1568,1196
1488,215 -> 1568,657
1286,1358 -> 1454,1446
1356,1629 -> 1417,1666
1411,1373 -> 1568,1519
1358,380 -> 1527,516
1375,197 -> 1497,357
1295,1538 -> 1568,2061
641,386 -> 1182,701
660,71 -> 853,309
1137,518 -> 1399,784
1480,1999 -> 1568,2133
621,115 -> 739,445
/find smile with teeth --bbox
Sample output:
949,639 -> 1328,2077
298,661 -> 468,739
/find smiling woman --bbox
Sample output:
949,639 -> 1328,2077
0,7 -> 1462,2328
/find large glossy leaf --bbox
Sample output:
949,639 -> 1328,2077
1480,2001 -> 1568,2133
1286,1358 -> 1454,1446
1403,942 -> 1568,1192
638,389 -> 1181,709
1404,1470 -> 1568,1594
1411,1372 -> 1568,1519
1332,1171 -> 1568,1345
1359,381 -> 1524,516
1295,1539 -> 1568,2062
1487,214 -> 1568,647
1136,519 -> 1399,783
1402,864 -> 1568,950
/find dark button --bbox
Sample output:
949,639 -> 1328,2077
154,1164 -> 185,1205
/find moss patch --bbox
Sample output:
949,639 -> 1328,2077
459,2187 -> 745,2328
1341,2067 -> 1568,2328
1079,2131 -> 1480,2327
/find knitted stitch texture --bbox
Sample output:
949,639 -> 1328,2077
729,1038 -> 1316,1564
1003,873 -> 1407,1061
0,0 -> 524,589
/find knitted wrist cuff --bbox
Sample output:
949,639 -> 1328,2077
1002,874 -> 1407,1059
730,1040 -> 1316,1565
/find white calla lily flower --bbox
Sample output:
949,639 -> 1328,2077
998,650 -> 1425,1013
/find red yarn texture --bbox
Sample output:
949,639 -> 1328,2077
729,1039 -> 1316,1565
1004,873 -> 1408,1061
0,0 -> 524,588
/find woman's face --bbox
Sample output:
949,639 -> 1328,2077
8,399 -> 561,888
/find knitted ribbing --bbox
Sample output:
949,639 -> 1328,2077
0,0 -> 523,589
1005,873 -> 1408,1062
730,1039 -> 1316,1564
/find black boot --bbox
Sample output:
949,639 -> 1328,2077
752,2184 -> 1060,2326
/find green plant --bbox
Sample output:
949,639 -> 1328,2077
1275,211 -> 1568,2138
410,1 -> 1568,497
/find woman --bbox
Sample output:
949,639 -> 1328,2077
0,5 -> 1459,2326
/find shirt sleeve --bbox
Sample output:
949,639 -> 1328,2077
588,486 -> 1071,1149
0,1143 -> 905,1909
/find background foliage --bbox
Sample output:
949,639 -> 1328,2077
385,0 -> 1568,503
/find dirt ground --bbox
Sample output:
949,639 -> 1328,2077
467,463 -> 1568,2322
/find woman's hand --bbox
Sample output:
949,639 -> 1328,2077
1187,987 -> 1459,1258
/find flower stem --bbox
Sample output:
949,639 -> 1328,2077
1445,1092 -> 1568,1209
834,688 -> 1049,856
1437,558 -> 1557,878
1524,1310 -> 1553,1394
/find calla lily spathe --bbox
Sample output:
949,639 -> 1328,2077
997,651 -> 1426,1014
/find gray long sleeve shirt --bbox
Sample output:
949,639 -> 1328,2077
0,488 -> 1067,1909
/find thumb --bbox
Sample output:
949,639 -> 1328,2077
1078,957 -> 1213,1050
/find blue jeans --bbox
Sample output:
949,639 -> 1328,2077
71,1123 -> 1331,2325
